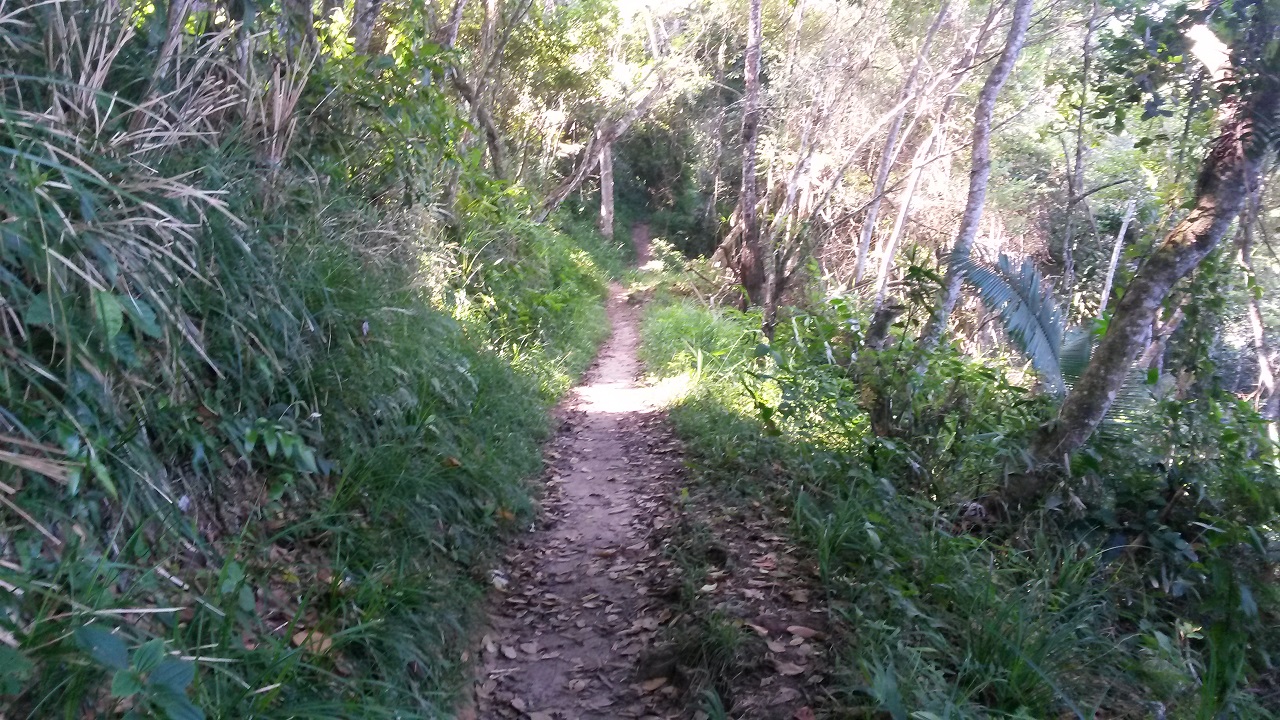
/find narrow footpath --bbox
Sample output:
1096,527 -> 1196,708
473,226 -> 686,719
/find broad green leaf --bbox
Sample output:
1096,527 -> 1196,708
0,647 -> 33,694
92,290 -> 125,340
132,639 -> 166,673
23,293 -> 54,327
111,670 -> 144,698
76,626 -> 129,670
148,659 -> 195,693
151,688 -> 206,720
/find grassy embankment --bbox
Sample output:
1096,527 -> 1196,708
636,262 -> 1280,719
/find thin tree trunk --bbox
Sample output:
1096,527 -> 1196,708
452,74 -> 505,178
1239,211 -> 1278,420
1027,69 -> 1280,484
1137,306 -> 1183,371
734,0 -> 767,306
852,1 -> 949,285
536,76 -> 672,222
1062,0 -> 1101,308
441,0 -> 468,47
700,41 -> 728,230
352,0 -> 383,54
1097,198 -> 1136,318
599,142 -> 614,240
919,0 -> 1035,352
870,3 -> 1002,311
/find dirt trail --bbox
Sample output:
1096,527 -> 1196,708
473,224 -> 685,719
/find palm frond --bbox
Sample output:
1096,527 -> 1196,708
961,253 -> 1066,392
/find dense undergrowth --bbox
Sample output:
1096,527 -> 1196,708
638,269 -> 1280,719
0,4 -> 627,715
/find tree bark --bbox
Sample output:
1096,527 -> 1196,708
918,0 -> 1035,352
599,142 -> 614,240
440,0 -> 468,47
852,1 -> 949,286
352,0 -> 384,54
1029,77 -> 1280,477
734,0 -> 767,306
1097,198 -> 1136,318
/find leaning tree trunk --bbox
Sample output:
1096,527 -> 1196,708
734,0 -> 767,306
851,1 -> 949,286
1097,198 -> 1136,318
918,0 -> 1035,352
1027,79 -> 1280,484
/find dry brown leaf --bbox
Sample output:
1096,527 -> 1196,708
291,630 -> 332,654
640,677 -> 668,692
509,697 -> 527,712
745,622 -> 770,636
775,660 -> 806,676
766,640 -> 788,653
787,625 -> 819,639
519,642 -> 539,655
794,707 -> 816,720
500,645 -> 518,660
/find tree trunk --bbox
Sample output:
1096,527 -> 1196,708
1062,0 -> 1100,308
1239,210 -> 1278,420
440,0 -> 468,47
536,75 -> 672,222
1029,79 -> 1280,479
451,74 -> 505,178
699,41 -> 728,232
870,2 -> 1001,311
918,0 -> 1035,352
852,1 -> 949,285
599,142 -> 614,240
352,0 -> 383,54
734,0 -> 767,306
1097,198 -> 1136,318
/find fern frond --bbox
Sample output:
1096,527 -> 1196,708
962,254 -> 1066,392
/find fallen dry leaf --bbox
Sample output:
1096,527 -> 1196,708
787,625 -> 819,639
794,708 -> 816,720
500,645 -> 518,660
291,630 -> 332,654
640,677 -> 668,693
774,660 -> 806,676
767,640 -> 788,653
